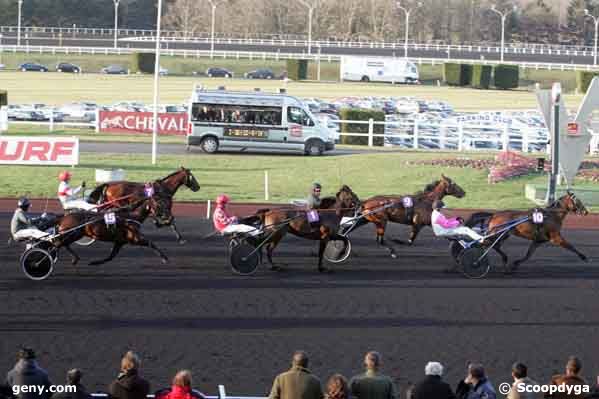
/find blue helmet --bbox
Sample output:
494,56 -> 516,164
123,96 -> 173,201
17,197 -> 31,210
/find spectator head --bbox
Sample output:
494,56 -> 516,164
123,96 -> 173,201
511,362 -> 528,380
120,351 -> 141,373
566,357 -> 582,376
326,374 -> 349,399
425,362 -> 444,377
172,370 -> 192,388
292,351 -> 309,369
468,363 -> 486,383
66,369 -> 83,385
17,347 -> 36,361
364,351 -> 382,371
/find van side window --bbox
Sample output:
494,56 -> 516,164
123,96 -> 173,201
192,103 -> 282,125
287,107 -> 313,126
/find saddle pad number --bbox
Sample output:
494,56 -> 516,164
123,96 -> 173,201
144,185 -> 155,198
532,211 -> 544,224
402,196 -> 413,208
104,212 -> 117,225
307,210 -> 320,223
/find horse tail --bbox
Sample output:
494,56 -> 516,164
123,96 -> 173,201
465,212 -> 494,229
87,184 -> 108,204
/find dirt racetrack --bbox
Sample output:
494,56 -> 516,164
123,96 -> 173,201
1,213 -> 599,397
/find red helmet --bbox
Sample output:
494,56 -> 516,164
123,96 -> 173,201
58,171 -> 72,182
216,194 -> 230,205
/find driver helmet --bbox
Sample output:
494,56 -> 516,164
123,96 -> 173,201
216,194 -> 230,206
17,197 -> 31,211
58,171 -> 72,182
432,200 -> 445,210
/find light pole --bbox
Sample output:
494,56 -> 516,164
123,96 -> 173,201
396,1 -> 422,58
546,82 -> 561,204
207,0 -> 220,58
151,0 -> 163,165
585,9 -> 599,66
298,0 -> 318,55
113,0 -> 120,49
17,0 -> 23,46
490,4 -> 517,62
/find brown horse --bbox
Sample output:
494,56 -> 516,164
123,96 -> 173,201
257,185 -> 360,272
88,167 -> 200,244
465,191 -> 589,272
53,194 -> 172,266
357,175 -> 466,258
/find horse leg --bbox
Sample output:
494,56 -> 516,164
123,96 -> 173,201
549,232 -> 589,262
375,222 -> 398,259
135,236 -> 169,264
493,243 -> 510,273
512,241 -> 542,270
170,222 -> 186,245
407,224 -> 422,245
318,238 -> 332,273
89,242 -> 124,266
265,232 -> 285,271
64,244 -> 80,266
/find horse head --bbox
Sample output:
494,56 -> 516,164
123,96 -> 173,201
439,174 -> 466,199
336,185 -> 360,215
562,190 -> 588,216
160,167 -> 201,194
180,166 -> 201,192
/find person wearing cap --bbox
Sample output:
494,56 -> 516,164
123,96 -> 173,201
431,200 -> 484,243
10,197 -> 48,241
212,194 -> 260,236
306,182 -> 323,210
6,347 -> 52,399
57,171 -> 95,211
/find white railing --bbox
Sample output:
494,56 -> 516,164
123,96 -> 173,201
1,44 -> 598,72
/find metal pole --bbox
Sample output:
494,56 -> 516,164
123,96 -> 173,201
307,7 -> 313,55
404,10 -> 409,58
151,0 -> 163,165
595,18 -> 598,66
210,3 -> 216,58
17,0 -> 23,47
500,15 -> 505,62
113,0 -> 119,49
547,84 -> 561,204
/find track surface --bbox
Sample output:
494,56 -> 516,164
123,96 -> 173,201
2,214 -> 599,397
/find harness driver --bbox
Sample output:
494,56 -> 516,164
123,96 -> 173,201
57,171 -> 96,211
431,200 -> 484,243
11,197 -> 49,241
213,194 -> 260,236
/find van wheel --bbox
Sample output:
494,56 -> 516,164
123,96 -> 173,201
200,136 -> 219,154
361,76 -> 370,82
305,139 -> 324,156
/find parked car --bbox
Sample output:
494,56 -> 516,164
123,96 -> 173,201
111,101 -> 147,112
0,63 -> 5,71
101,65 -> 127,74
56,62 -> 81,73
244,68 -> 275,79
206,67 -> 233,78
59,102 -> 97,120
159,66 -> 169,76
19,62 -> 49,72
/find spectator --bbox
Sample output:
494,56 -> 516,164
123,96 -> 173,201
349,351 -> 398,399
545,357 -> 587,399
588,377 -> 599,398
411,362 -> 456,399
507,362 -> 538,399
455,363 -> 496,399
51,369 -> 91,399
108,351 -> 150,399
325,374 -> 349,399
269,351 -> 323,399
155,370 -> 203,399
6,347 -> 52,399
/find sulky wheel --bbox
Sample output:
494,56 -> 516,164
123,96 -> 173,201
21,248 -> 55,281
230,243 -> 260,276
323,236 -> 352,264
458,247 -> 491,279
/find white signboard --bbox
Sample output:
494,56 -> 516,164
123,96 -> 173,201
0,107 -> 7,133
0,136 -> 79,165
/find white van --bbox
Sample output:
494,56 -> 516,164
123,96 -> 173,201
187,88 -> 335,155
340,56 -> 419,84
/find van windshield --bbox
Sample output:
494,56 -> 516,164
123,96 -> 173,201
191,103 -> 282,126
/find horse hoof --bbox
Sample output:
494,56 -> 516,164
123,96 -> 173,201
178,239 -> 187,245
583,257 -> 591,263
161,258 -> 169,265
270,265 -> 284,272
390,253 -> 398,259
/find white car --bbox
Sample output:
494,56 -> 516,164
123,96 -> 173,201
111,101 -> 147,112
59,102 -> 97,120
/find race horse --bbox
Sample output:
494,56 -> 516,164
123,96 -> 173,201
465,191 -> 589,272
88,167 -> 200,244
357,175 -> 466,258
257,185 -> 360,272
53,194 -> 173,266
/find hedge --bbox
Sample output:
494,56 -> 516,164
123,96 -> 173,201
286,59 -> 309,80
443,63 -> 472,86
493,65 -> 519,89
471,65 -> 492,89
576,71 -> 599,93
131,52 -> 156,74
339,108 -> 385,146
0,90 -> 6,107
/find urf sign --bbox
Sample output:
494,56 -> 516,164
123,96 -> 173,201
0,136 -> 79,166
536,77 -> 599,184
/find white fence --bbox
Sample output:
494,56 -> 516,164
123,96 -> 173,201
1,44 -> 598,73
